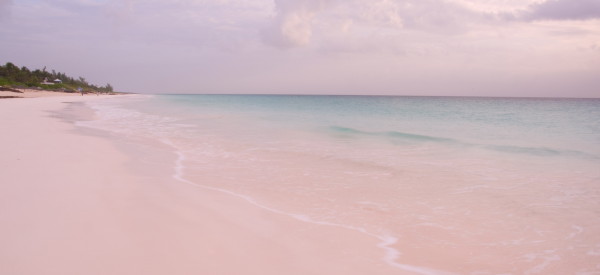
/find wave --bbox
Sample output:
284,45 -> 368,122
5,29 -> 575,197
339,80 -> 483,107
161,137 -> 453,275
484,145 -> 598,159
329,126 -> 457,143
327,126 -> 599,160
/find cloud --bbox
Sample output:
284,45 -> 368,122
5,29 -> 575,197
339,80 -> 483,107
0,0 -> 11,17
262,0 -> 336,48
104,0 -> 136,24
0,0 -> 10,8
261,0 -> 483,49
523,0 -> 600,21
385,0 -> 477,32
339,0 -> 481,32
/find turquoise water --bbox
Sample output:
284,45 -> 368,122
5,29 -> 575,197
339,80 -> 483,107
82,95 -> 600,274
160,95 -> 600,155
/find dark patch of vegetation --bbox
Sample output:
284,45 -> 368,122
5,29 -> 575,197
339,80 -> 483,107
0,86 -> 22,92
0,62 -> 114,93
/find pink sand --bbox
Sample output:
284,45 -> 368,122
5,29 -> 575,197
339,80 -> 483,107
0,96 -> 406,274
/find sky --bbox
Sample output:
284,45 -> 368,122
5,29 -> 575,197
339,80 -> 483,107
1,0 -> 599,97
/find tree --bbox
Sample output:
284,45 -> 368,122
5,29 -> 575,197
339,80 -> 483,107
0,62 -> 115,92
5,62 -> 17,73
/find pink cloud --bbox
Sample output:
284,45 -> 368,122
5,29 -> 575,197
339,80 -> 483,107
523,0 -> 600,21
262,0 -> 335,48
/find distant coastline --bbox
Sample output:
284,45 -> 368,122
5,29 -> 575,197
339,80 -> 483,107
0,62 -> 120,98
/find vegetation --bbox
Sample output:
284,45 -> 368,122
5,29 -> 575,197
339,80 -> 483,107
0,62 -> 114,93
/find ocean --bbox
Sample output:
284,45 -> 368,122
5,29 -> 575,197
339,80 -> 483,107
80,94 -> 600,274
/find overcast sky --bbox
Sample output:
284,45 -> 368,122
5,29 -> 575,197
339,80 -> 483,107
1,0 -> 599,97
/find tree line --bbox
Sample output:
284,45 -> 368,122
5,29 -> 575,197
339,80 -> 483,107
0,62 -> 114,93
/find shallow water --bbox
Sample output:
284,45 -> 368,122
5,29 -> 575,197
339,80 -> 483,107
80,95 -> 600,274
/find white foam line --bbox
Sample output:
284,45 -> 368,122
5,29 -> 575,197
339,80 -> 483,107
162,139 -> 454,275
566,225 -> 584,240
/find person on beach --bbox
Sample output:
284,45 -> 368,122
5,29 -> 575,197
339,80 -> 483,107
78,87 -> 83,96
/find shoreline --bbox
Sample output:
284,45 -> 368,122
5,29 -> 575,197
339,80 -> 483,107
0,95 -> 411,274
0,88 -> 122,98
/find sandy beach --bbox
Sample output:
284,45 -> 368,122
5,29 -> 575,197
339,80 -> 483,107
0,88 -> 84,98
0,95 -> 406,274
